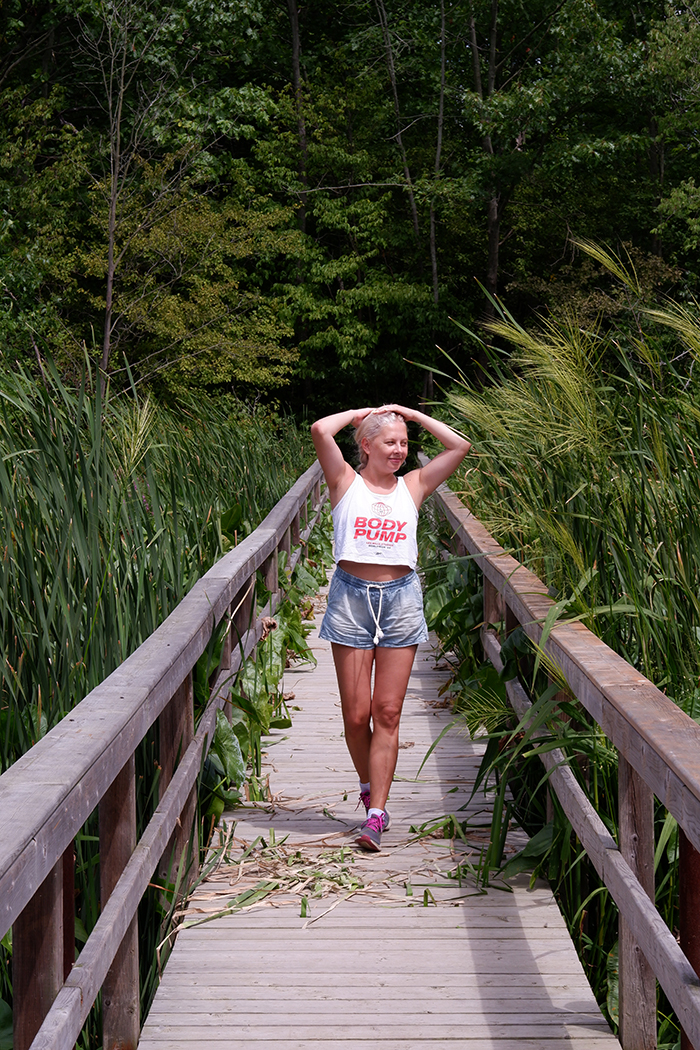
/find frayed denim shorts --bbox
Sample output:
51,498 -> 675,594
319,566 -> 428,649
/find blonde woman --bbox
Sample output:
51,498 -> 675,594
311,405 -> 470,850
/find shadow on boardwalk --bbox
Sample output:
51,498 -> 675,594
139,596 -> 620,1049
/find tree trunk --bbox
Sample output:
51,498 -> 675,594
649,115 -> 664,257
375,0 -> 420,243
429,0 -> 446,307
288,0 -> 308,235
100,36 -> 128,389
471,0 -> 501,370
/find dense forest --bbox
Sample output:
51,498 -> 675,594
2,0 -> 700,413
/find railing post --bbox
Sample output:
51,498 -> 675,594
483,576 -> 499,632
233,577 -> 255,648
12,858 -> 63,1050
218,606 -> 234,721
100,754 -> 139,1050
280,524 -> 292,561
618,754 -> 656,1050
263,548 -> 278,599
63,842 -> 75,980
159,674 -> 197,892
291,511 -> 301,546
504,601 -> 518,639
680,828 -> 700,1050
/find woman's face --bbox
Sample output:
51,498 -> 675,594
364,421 -> 408,473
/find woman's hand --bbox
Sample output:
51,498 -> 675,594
371,403 -> 413,421
350,407 -> 377,428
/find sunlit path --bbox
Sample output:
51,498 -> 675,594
139,589 -> 619,1049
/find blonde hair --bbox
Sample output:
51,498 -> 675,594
354,411 -> 406,470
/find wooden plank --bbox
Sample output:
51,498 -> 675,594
139,1041 -> 616,1050
13,858 -> 63,1050
158,675 -> 196,894
680,830 -> 700,1050
618,755 -> 655,1050
140,1022 -> 615,1040
100,754 -> 139,1050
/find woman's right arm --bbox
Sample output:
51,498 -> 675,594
311,409 -> 372,502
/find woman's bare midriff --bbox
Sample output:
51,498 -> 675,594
338,560 -> 412,582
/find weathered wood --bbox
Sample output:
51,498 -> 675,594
100,754 -> 139,1050
62,844 -> 74,981
504,600 -> 518,639
681,829 -> 700,1050
263,548 -> 279,595
619,755 -> 656,1050
483,577 -> 499,632
291,511 -> 301,545
232,577 -> 255,647
159,675 -> 196,894
280,524 -> 292,560
13,858 -> 63,1050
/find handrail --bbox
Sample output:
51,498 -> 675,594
0,459 -> 326,1050
427,472 -> 700,1050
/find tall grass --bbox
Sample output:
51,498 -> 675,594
0,359 -> 315,1034
448,251 -> 700,704
0,362 -> 312,770
427,247 -> 700,1044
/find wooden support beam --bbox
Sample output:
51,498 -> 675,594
62,844 -> 75,981
13,858 -> 63,1050
232,578 -> 255,647
100,755 -> 139,1050
504,600 -> 518,639
483,577 -> 499,634
681,829 -> 700,1050
263,548 -> 278,597
291,511 -> 301,546
618,754 -> 656,1049
159,675 -> 197,894
280,525 -> 292,560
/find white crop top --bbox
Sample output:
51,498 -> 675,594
332,473 -> 419,568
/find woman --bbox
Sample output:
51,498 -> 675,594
311,404 -> 470,850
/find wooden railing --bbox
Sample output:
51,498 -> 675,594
429,477 -> 700,1050
0,460 -> 326,1050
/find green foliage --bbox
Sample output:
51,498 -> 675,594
3,0 -> 700,405
0,998 -> 10,1050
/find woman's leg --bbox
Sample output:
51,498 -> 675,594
368,645 -> 418,811
331,643 -> 375,783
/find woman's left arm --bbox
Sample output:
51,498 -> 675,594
380,404 -> 471,505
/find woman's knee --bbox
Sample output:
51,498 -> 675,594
341,700 -> 371,735
371,696 -> 404,734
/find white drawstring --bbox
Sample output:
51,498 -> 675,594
366,584 -> 384,645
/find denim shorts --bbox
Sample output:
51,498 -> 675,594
319,566 -> 428,649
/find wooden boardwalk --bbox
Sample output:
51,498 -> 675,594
139,594 -> 620,1049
